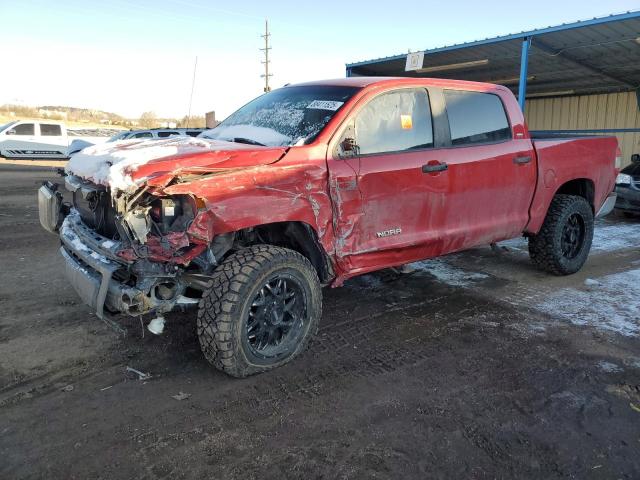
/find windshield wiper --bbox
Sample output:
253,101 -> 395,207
230,137 -> 266,146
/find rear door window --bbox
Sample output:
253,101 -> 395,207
157,131 -> 180,138
40,124 -> 62,136
13,123 -> 35,135
354,89 -> 433,155
444,90 -> 511,146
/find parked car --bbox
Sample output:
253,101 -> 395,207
614,153 -> 640,216
0,120 -> 112,159
67,128 -> 207,156
38,77 -> 620,377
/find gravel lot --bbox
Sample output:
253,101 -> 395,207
1,164 -> 639,479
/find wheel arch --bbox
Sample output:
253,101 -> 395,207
526,177 -> 597,235
214,221 -> 334,284
554,178 -> 595,211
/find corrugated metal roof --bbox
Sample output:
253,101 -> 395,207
346,11 -> 640,97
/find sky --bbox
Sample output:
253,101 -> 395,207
1,0 -> 638,120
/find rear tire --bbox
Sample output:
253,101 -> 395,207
197,244 -> 322,378
528,194 -> 594,275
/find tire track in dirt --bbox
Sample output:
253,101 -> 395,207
128,290 -> 528,478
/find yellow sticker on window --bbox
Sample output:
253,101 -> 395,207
401,114 -> 413,130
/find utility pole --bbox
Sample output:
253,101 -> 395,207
260,19 -> 272,93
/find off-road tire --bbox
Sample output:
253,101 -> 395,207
528,194 -> 594,275
197,244 -> 322,378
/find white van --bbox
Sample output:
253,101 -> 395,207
0,120 -> 110,159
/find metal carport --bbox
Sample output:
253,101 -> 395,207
346,11 -> 640,164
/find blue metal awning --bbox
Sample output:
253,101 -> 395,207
345,11 -> 640,109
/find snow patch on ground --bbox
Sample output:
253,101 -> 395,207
410,258 -> 489,287
499,220 -> 640,254
591,222 -> 640,252
65,136 -> 253,192
597,361 -> 622,373
536,269 -> 640,337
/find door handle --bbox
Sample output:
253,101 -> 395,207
422,162 -> 448,173
513,155 -> 532,165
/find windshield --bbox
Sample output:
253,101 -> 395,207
0,121 -> 17,132
201,85 -> 361,147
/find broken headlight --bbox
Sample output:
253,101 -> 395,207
148,195 -> 197,235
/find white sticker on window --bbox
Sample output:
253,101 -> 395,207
306,100 -> 344,111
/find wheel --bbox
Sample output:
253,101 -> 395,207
197,244 -> 322,378
528,194 -> 594,275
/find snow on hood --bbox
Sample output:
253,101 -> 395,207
200,124 -> 291,146
65,136 -> 257,192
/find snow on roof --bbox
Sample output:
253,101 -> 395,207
65,136 -> 253,192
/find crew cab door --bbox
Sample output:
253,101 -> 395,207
327,86 -> 537,274
0,122 -> 37,156
37,123 -> 68,156
435,89 -> 536,249
328,87 -> 443,272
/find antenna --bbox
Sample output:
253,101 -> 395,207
260,19 -> 272,93
186,56 -> 198,128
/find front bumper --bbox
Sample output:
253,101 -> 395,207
59,212 -> 152,318
614,185 -> 640,213
38,181 -> 200,321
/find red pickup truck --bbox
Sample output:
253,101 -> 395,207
39,77 -> 620,377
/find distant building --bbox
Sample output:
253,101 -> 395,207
206,111 -> 219,129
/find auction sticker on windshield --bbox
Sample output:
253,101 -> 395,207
306,100 -> 344,111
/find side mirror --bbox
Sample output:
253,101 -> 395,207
5,129 -> 16,135
340,137 -> 359,157
632,153 -> 640,163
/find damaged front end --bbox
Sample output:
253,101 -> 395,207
39,174 -> 224,322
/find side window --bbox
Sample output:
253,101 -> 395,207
13,123 -> 35,135
157,131 -> 180,138
444,90 -> 511,146
40,124 -> 62,136
352,89 -> 433,156
132,132 -> 153,138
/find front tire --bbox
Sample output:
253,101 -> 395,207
528,194 -> 594,275
197,245 -> 322,378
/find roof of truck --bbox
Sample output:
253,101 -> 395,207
288,76 -> 508,91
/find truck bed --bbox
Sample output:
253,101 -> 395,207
526,134 -> 619,233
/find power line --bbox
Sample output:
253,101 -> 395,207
186,56 -> 198,127
260,19 -> 272,93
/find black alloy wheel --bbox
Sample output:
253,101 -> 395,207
560,213 -> 586,259
246,274 -> 306,357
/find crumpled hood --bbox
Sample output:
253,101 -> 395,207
65,137 -> 288,192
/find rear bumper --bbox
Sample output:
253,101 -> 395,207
596,192 -> 617,218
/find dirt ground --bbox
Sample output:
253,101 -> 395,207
1,164 -> 639,479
